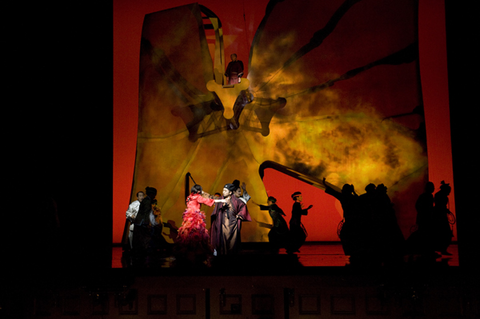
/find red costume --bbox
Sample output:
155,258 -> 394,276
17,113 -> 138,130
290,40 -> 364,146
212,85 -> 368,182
174,193 -> 215,263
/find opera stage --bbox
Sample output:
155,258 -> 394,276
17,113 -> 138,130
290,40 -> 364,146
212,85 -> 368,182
112,242 -> 459,270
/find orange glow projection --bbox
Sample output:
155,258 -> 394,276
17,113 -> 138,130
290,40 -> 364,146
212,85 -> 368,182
128,0 -> 435,243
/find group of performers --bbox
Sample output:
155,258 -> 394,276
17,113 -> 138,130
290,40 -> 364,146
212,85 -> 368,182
407,180 -> 455,259
122,177 -> 454,267
122,179 -> 315,266
322,177 -> 454,265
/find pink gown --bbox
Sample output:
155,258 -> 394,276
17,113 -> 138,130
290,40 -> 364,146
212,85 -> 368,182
174,193 -> 215,263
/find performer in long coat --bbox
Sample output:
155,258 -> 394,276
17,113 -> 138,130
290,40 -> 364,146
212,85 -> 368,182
211,183 -> 251,255
132,187 -> 154,253
253,196 -> 289,251
287,191 -> 313,254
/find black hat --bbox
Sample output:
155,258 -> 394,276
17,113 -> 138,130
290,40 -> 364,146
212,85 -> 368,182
146,186 -> 157,195
267,196 -> 277,203
224,183 -> 236,192
232,179 -> 240,188
291,191 -> 301,200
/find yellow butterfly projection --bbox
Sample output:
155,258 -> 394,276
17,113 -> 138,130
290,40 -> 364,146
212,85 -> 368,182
132,0 -> 427,242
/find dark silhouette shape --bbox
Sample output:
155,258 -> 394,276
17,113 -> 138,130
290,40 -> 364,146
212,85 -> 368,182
322,178 -> 359,256
432,181 -> 454,255
406,181 -> 438,259
253,196 -> 290,252
372,183 -> 405,265
287,191 -> 313,254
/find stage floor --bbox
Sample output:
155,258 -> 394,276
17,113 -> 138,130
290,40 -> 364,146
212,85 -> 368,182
112,242 -> 459,269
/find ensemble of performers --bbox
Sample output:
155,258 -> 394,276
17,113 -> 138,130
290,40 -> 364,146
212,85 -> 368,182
321,178 -> 455,265
122,177 -> 454,266
122,179 -> 314,266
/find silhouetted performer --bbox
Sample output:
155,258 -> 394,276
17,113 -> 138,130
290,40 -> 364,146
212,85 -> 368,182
432,181 -> 453,255
407,181 -> 436,257
225,53 -> 244,84
253,196 -> 289,251
211,183 -> 251,255
322,178 -> 358,255
287,191 -> 313,254
353,183 -> 377,256
373,184 -> 405,264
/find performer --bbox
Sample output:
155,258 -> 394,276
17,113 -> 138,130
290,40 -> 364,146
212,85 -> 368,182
211,183 -> 251,256
174,185 -> 225,264
122,191 -> 145,250
322,178 -> 359,255
232,179 -> 251,204
432,181 -> 454,255
407,181 -> 437,257
252,196 -> 289,251
287,191 -> 313,254
132,187 -> 157,255
225,53 -> 244,85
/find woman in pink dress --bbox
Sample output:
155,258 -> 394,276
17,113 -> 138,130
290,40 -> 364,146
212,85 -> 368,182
174,184 -> 225,265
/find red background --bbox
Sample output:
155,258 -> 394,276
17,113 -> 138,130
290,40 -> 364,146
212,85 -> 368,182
113,0 -> 454,243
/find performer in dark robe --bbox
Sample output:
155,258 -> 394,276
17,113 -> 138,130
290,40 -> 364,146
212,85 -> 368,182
210,183 -> 251,255
407,181 -> 436,257
132,187 -> 157,255
372,184 -> 405,265
132,187 -> 171,258
253,196 -> 289,251
322,178 -> 359,256
432,181 -> 454,255
224,53 -> 244,85
287,191 -> 313,254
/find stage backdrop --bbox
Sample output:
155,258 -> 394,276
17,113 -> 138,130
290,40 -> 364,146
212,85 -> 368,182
113,0 -> 455,243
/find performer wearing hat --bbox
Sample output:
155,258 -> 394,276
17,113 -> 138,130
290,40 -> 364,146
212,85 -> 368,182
210,183 -> 251,255
252,196 -> 289,251
288,191 -> 313,254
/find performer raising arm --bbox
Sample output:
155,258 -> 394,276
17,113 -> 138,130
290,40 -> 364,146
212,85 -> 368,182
174,184 -> 225,265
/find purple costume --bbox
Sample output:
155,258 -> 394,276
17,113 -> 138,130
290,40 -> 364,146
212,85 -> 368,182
211,193 -> 251,255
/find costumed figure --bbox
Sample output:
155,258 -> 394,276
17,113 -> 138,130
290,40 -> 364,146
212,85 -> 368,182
432,181 -> 454,255
224,53 -> 244,85
174,185 -> 225,265
132,187 -> 157,255
211,183 -> 251,256
232,179 -> 251,204
322,178 -> 358,256
407,181 -> 436,257
253,196 -> 289,251
287,191 -> 313,254
372,184 -> 405,264
122,191 -> 145,250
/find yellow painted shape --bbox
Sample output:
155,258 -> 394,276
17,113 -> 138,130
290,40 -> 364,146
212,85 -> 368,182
206,79 -> 250,119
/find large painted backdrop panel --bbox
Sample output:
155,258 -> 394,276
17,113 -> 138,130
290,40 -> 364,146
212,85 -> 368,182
114,0 -> 455,244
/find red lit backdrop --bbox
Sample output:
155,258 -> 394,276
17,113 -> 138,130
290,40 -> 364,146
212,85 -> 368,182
113,0 -> 454,244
